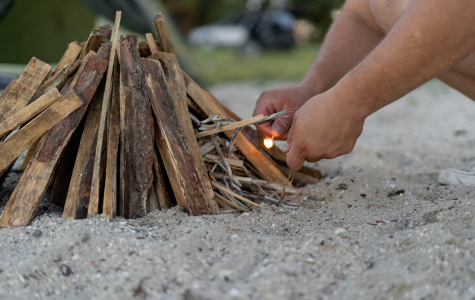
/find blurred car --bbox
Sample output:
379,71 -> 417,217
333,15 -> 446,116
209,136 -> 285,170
188,10 -> 296,54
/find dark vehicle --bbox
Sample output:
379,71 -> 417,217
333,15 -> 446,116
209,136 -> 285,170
188,10 -> 295,54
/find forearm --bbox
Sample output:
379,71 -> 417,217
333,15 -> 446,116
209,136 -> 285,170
334,0 -> 475,117
300,0 -> 384,94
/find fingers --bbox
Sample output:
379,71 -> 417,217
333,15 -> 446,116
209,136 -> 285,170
282,124 -> 305,171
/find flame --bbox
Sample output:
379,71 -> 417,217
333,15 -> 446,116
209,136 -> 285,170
263,137 -> 274,149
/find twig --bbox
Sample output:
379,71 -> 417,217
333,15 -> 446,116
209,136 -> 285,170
211,181 -> 260,207
227,126 -> 242,158
212,137 -> 241,188
196,115 -> 266,138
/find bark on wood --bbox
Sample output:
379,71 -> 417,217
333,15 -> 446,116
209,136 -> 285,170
138,41 -> 151,57
63,90 -> 103,219
184,74 -> 292,187
49,118 -> 85,207
0,46 -> 110,228
143,52 -> 218,215
79,27 -> 106,60
103,52 -> 121,220
0,88 -> 62,139
153,13 -> 175,54
94,24 -> 112,41
89,12 -> 122,217
55,42 -> 82,75
119,35 -> 154,219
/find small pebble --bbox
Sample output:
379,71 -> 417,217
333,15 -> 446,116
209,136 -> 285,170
334,228 -> 346,236
32,230 -> 42,238
60,264 -> 72,276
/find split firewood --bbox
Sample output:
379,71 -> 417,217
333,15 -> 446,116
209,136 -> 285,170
63,89 -> 104,219
0,90 -> 83,176
143,52 -> 219,215
0,88 -> 62,139
89,11 -> 122,218
119,35 -> 154,219
153,13 -> 175,54
103,50 -> 121,220
0,57 -> 51,125
78,25 -> 110,60
0,45 -> 110,228
54,42 -> 82,75
50,119 -> 84,207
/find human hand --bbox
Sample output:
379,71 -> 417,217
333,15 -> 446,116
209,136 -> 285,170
282,89 -> 366,170
253,84 -> 317,139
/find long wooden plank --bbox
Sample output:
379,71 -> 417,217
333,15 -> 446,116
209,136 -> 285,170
0,45 -> 110,228
88,11 -> 122,217
0,57 -> 51,122
103,51 -> 121,220
63,91 -> 103,219
54,42 -> 82,75
0,88 -> 62,139
153,13 -> 175,54
142,52 -> 219,215
183,74 -> 292,186
119,35 -> 154,219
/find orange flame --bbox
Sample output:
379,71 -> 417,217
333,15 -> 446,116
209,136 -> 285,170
263,137 -> 274,149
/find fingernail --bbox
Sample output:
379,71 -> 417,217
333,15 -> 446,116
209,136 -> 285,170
281,142 -> 290,153
272,124 -> 284,135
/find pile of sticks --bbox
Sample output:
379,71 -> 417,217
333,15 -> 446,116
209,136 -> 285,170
0,12 -> 321,228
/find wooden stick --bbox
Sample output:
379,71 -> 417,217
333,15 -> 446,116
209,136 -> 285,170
0,46 -> 110,228
119,35 -> 154,219
88,11 -> 122,217
0,57 -> 51,123
63,91 -> 103,219
196,115 -> 265,138
0,88 -> 62,139
153,13 -> 175,54
79,26 -> 105,60
204,154 -> 243,168
184,73 -> 291,187
103,50 -> 121,220
0,91 -> 82,176
143,52 -> 218,215
214,192 -> 248,212
146,33 -> 159,55
54,42 -> 82,75
211,181 -> 260,207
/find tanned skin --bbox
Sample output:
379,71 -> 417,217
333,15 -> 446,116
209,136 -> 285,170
253,0 -> 475,170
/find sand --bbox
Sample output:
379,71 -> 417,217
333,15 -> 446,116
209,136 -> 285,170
0,80 -> 474,300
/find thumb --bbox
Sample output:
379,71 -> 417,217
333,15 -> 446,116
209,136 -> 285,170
271,115 -> 292,139
284,126 -> 305,171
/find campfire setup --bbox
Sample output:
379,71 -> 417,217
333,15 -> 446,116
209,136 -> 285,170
0,12 -> 321,228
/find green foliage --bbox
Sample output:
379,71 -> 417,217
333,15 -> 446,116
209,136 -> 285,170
190,44 -> 320,85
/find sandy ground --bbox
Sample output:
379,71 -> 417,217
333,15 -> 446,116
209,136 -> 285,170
0,80 -> 474,300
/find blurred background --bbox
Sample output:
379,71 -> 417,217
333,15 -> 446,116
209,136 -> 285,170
0,0 -> 344,88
